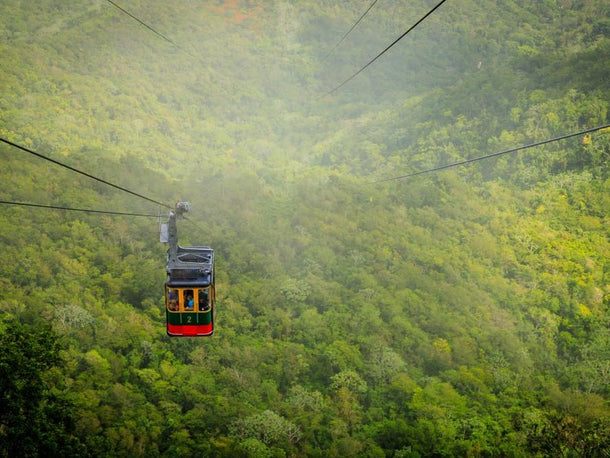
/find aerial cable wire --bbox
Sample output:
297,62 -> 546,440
105,0 -> 200,61
0,137 -> 172,210
322,0 -> 380,61
327,0 -> 449,95
0,200 -> 159,218
374,123 -> 610,183
105,0 -> 181,49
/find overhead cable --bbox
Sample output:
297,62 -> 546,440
105,0 -> 200,61
327,0 -> 448,95
105,0 -> 181,49
323,0 -> 380,60
375,123 -> 610,183
0,200 -> 158,217
182,215 -> 209,235
0,137 -> 172,209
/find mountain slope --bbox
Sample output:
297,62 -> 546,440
1,0 -> 609,456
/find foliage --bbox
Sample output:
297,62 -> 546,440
0,321 -> 86,457
0,0 -> 609,456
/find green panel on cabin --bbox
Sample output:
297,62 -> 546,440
199,310 -> 212,325
167,311 -> 212,325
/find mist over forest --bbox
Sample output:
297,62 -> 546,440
1,0 -> 609,456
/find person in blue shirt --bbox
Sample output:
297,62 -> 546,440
185,293 -> 194,310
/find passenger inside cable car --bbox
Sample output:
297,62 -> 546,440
168,289 -> 179,311
184,290 -> 194,310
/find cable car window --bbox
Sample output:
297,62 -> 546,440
198,289 -> 210,311
167,289 -> 179,311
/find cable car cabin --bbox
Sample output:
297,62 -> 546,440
165,246 -> 215,337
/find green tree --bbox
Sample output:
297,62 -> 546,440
0,321 -> 86,457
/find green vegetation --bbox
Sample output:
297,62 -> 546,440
1,0 -> 609,456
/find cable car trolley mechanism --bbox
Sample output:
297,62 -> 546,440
161,202 -> 215,336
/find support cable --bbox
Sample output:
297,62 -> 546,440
105,0 -> 197,59
0,200 -> 158,217
374,124 -> 610,183
106,0 -> 179,48
183,215 -> 208,234
323,0 -> 380,61
0,137 -> 172,209
327,0 -> 448,95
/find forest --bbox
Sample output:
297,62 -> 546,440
0,0 -> 609,456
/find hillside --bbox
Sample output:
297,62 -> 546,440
1,0 -> 609,456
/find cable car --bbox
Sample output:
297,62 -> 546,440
161,202 -> 215,336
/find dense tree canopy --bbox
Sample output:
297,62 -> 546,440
1,0 -> 609,456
